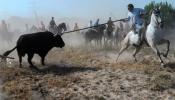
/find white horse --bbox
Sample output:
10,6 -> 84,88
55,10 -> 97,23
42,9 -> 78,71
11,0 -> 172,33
116,25 -> 142,62
145,8 -> 170,66
116,8 -> 170,66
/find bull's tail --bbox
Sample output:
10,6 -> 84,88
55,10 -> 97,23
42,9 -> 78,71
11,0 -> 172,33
3,46 -> 17,57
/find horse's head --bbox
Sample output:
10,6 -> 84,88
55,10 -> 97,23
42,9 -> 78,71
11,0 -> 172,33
151,7 -> 163,28
58,23 -> 67,31
99,24 -> 106,31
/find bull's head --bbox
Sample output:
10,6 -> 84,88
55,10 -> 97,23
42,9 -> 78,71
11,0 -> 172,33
54,34 -> 65,48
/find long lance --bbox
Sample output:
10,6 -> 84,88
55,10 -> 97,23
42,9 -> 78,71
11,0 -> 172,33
63,18 -> 128,34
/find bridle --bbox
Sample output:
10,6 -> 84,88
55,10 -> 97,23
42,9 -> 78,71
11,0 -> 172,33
153,10 -> 163,28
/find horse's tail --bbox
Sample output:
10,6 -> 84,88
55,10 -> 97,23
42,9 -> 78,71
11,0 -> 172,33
3,46 -> 17,57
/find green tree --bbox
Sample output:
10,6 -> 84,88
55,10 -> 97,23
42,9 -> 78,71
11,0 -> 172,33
144,1 -> 175,27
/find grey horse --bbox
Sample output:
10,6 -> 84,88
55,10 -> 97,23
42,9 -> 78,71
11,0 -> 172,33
84,24 -> 106,47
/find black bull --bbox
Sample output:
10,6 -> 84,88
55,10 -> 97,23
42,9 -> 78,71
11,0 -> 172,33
3,31 -> 65,69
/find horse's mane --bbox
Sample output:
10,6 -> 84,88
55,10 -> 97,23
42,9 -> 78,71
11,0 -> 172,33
58,22 -> 66,27
149,9 -> 154,16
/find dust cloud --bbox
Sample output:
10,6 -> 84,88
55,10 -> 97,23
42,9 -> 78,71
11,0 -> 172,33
0,16 -> 175,100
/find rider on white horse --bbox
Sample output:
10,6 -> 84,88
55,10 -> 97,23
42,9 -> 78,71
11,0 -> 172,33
116,4 -> 147,62
124,4 -> 146,45
117,7 -> 170,66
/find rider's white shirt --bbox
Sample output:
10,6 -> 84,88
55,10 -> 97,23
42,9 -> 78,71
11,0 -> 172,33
127,8 -> 145,27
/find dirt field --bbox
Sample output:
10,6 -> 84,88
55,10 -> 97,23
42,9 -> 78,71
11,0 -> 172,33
0,46 -> 175,100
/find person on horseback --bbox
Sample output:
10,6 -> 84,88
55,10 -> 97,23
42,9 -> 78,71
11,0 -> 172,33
94,18 -> 99,26
74,22 -> 79,30
106,17 -> 115,38
49,17 -> 57,34
89,20 -> 93,27
50,17 -> 56,28
94,18 -> 100,30
94,19 -> 99,26
40,21 -> 46,31
124,4 -> 146,45
74,22 -> 80,33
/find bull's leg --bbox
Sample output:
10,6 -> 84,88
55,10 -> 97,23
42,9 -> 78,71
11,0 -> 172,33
18,54 -> 22,67
40,54 -> 46,66
28,53 -> 39,71
27,53 -> 34,66
41,57 -> 45,65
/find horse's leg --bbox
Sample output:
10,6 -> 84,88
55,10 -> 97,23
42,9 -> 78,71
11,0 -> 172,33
102,37 -> 105,48
109,38 -> 113,48
95,40 -> 98,48
100,38 -> 103,48
114,36 -> 117,48
112,36 -> 115,46
162,39 -> 170,58
99,39 -> 101,48
104,38 -> 107,48
116,39 -> 129,62
85,38 -> 91,48
104,37 -> 106,47
96,39 -> 100,48
132,45 -> 142,62
150,43 -> 165,66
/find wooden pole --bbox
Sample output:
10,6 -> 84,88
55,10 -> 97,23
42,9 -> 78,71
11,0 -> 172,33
63,18 -> 128,34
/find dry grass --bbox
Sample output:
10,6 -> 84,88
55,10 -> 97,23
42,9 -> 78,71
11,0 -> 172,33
150,72 -> 175,91
0,46 -> 175,99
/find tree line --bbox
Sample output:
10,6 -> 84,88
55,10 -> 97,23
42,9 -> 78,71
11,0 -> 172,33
144,1 -> 175,27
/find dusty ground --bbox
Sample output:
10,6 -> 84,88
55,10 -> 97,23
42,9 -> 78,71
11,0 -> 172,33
0,47 -> 175,100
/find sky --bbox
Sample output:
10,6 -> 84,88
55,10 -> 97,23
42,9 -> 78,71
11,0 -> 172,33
0,0 -> 174,21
